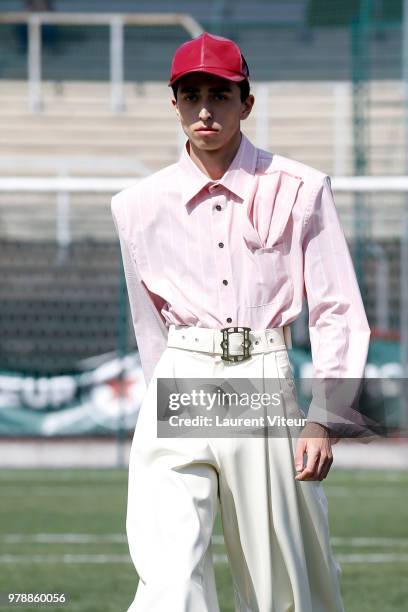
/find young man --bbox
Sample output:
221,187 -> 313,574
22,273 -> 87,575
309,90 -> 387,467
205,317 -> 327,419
111,32 -> 370,612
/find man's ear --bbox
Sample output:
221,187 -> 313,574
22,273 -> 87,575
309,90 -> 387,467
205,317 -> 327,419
240,94 -> 255,120
171,97 -> 181,120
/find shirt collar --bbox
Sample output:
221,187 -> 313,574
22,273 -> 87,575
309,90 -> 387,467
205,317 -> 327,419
178,131 -> 258,206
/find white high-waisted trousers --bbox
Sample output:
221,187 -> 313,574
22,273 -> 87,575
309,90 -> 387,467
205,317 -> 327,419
126,325 -> 345,612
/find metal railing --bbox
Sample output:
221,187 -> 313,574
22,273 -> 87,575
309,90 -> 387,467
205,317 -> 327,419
1,175 -> 408,192
0,12 -> 204,113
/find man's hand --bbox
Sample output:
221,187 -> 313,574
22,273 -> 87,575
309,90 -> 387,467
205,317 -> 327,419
294,422 -> 336,481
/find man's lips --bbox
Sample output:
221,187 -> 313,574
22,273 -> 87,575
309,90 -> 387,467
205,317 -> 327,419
195,127 -> 218,132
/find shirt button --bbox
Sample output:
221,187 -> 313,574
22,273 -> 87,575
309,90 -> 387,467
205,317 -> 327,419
218,242 -> 224,248
215,204 -> 222,211
226,317 -> 232,323
223,279 -> 228,285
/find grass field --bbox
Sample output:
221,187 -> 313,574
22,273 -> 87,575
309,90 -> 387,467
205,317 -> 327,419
0,467 -> 407,611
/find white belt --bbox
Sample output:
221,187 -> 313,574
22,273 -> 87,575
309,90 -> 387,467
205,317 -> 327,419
167,324 -> 292,359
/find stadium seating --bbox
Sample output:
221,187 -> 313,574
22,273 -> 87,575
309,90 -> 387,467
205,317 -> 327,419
0,79 -> 404,179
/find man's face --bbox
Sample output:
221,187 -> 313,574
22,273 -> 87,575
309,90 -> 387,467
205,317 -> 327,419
171,72 -> 254,151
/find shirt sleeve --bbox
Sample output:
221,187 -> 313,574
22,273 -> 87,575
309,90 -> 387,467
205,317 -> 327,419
111,192 -> 169,388
301,175 -> 371,431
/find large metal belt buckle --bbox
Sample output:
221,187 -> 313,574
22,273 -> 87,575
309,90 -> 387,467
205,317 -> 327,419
220,326 -> 252,362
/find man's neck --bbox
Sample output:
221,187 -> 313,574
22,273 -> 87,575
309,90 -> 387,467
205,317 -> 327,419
187,131 -> 242,180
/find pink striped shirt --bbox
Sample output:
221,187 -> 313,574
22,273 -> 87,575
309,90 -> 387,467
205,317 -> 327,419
111,132 -> 371,423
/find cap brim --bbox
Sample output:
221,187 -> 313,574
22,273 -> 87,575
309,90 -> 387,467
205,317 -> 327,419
168,68 -> 248,87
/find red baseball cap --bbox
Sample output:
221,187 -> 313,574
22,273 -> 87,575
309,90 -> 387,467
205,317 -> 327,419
168,31 -> 250,87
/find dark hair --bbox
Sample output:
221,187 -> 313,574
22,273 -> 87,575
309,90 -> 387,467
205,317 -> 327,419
171,78 -> 251,103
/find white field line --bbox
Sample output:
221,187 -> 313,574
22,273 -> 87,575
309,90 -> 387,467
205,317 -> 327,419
0,473 -> 126,482
215,553 -> 408,564
0,553 -> 408,565
2,534 -> 127,543
216,535 -> 408,548
335,553 -> 408,563
0,554 -> 130,563
330,537 -> 408,547
2,533 -> 408,548
0,473 -> 406,484
0,471 -> 406,482
2,486 -> 408,498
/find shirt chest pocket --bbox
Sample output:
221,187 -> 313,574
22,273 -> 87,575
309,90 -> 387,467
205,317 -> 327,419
241,239 -> 294,307
239,170 -> 301,308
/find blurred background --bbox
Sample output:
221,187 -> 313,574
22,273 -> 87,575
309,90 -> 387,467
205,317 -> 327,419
0,1 -> 407,611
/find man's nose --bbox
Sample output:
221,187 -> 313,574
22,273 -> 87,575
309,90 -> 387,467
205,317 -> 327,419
198,106 -> 212,121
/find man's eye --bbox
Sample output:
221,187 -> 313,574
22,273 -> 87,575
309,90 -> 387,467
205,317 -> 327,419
215,94 -> 226,100
185,95 -> 197,101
